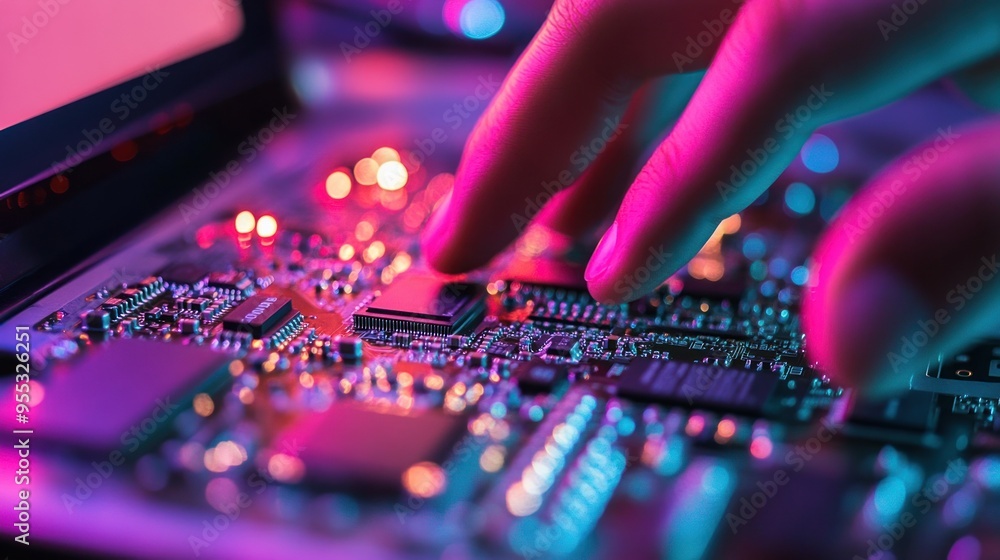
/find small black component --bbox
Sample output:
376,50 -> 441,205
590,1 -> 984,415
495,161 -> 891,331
512,361 -> 568,393
911,341 -> 1000,399
178,297 -> 210,312
85,310 -> 110,331
138,276 -> 163,297
545,336 -> 582,360
846,391 -> 938,432
144,309 -> 162,322
352,276 -> 485,335
336,335 -> 363,361
209,271 -> 253,293
159,262 -> 209,286
178,318 -> 201,334
487,342 -> 517,358
102,297 -> 126,320
222,295 -> 293,338
121,288 -> 143,307
612,358 -> 780,415
603,335 -> 620,353
466,352 -> 489,369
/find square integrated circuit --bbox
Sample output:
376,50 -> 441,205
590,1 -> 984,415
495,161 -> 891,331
352,275 -> 485,335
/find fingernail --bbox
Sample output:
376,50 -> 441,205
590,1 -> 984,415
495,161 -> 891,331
585,222 -> 618,282
425,190 -> 453,239
830,268 -> 931,396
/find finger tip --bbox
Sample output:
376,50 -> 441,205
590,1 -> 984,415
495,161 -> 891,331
586,282 -> 627,306
808,266 -> 932,396
421,239 -> 474,275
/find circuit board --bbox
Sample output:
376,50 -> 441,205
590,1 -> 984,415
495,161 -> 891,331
8,150 -> 1000,560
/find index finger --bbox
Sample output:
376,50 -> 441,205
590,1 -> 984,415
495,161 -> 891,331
421,0 -> 744,274
584,0 -> 1000,303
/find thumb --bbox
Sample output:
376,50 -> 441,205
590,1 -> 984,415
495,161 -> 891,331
804,118 -> 1000,395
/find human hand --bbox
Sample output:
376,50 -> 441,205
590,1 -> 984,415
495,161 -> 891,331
421,0 -> 1000,391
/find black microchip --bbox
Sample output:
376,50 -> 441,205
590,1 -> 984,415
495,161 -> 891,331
34,339 -> 231,452
209,271 -> 253,293
487,342 -> 517,358
159,262 -> 209,286
512,361 -> 568,392
911,340 -> 1000,398
222,294 -> 293,337
545,336 -> 582,359
281,402 -> 468,490
352,275 -> 485,335
845,391 -> 937,432
612,358 -> 779,415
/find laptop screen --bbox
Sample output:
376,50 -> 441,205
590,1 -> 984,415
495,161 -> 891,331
0,0 -> 244,132
0,0 -> 292,316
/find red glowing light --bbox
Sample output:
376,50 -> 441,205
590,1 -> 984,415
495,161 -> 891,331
750,437 -> 774,459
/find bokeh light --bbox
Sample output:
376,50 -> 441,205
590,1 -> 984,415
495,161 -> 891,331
459,0 -> 505,39
235,211 -> 256,234
371,146 -> 401,165
800,133 -> 839,173
325,171 -> 352,199
354,158 -> 379,185
402,462 -> 447,498
256,215 -> 278,238
376,160 -> 408,191
750,436 -> 773,459
784,182 -> 816,215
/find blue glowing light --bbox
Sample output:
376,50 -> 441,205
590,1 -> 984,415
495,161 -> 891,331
801,133 -> 839,173
873,476 -> 907,517
760,280 -> 777,298
742,234 -> 767,260
974,456 -> 1000,490
791,266 -> 809,286
768,257 -> 790,279
459,0 -> 505,40
490,401 -> 507,418
784,182 -> 816,215
617,416 -> 636,437
700,464 -> 731,496
528,405 -> 544,422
